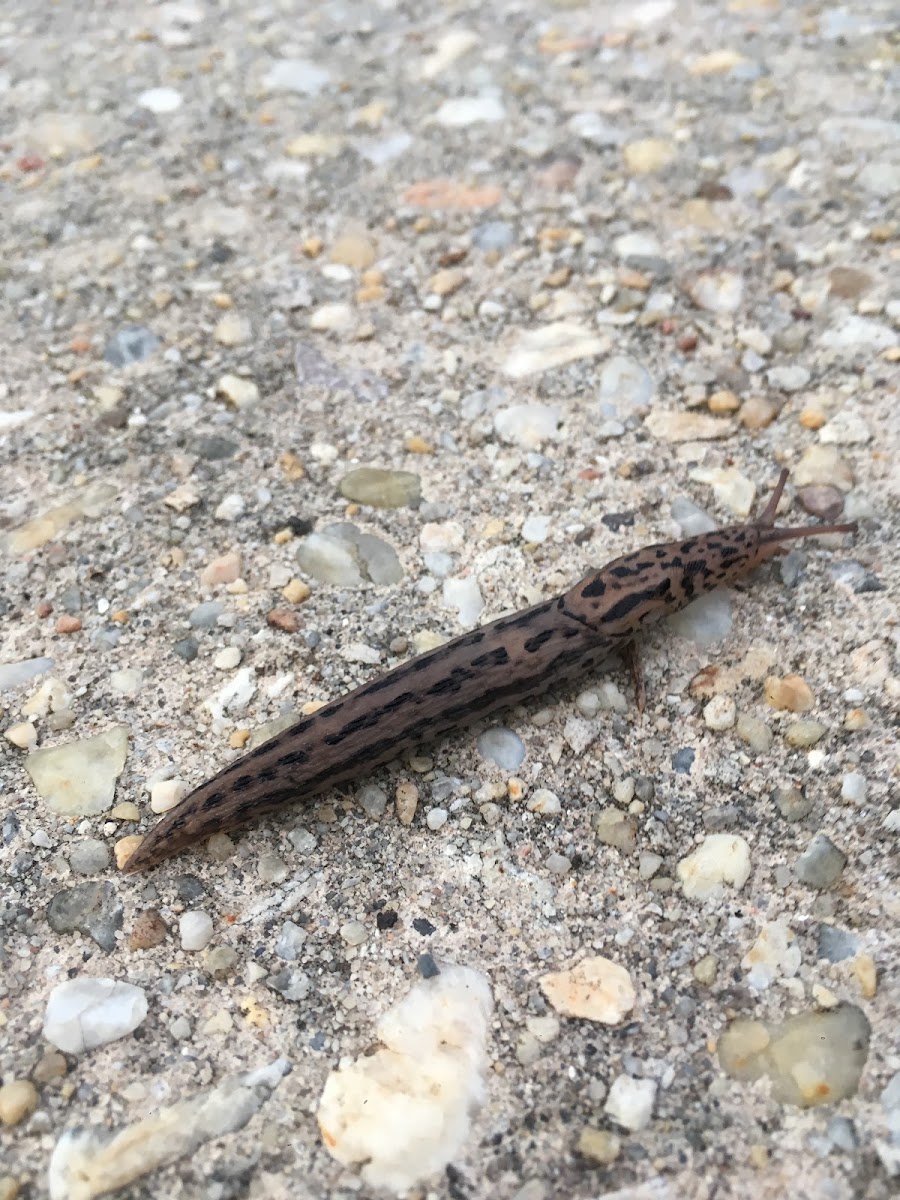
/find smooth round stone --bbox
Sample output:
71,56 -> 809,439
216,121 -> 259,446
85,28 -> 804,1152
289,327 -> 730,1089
442,577 -> 484,626
189,601 -> 225,628
773,786 -> 813,822
545,853 -> 571,875
598,356 -> 655,414
214,646 -> 242,670
426,808 -> 449,830
69,839 -> 110,874
798,485 -> 844,521
527,789 -> 561,816
43,978 -> 148,1053
137,86 -> 182,113
477,728 -> 526,770
179,910 -> 214,951
0,1079 -> 39,1126
688,269 -> 743,314
263,58 -> 331,95
0,657 -> 54,689
785,720 -> 828,747
736,714 -> 773,753
521,515 -> 550,543
214,493 -> 245,521
339,468 -> 421,508
173,635 -> 199,662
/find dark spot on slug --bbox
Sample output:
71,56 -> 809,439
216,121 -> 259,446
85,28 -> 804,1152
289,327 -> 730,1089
524,629 -> 554,653
229,775 -> 254,793
581,576 -> 606,598
279,749 -> 309,766
471,646 -> 510,668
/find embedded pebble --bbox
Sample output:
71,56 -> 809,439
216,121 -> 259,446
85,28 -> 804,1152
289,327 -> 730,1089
742,920 -> 801,990
578,1127 -> 622,1164
501,322 -> 608,379
785,719 -> 828,747
47,1058 -> 290,1200
297,523 -> 402,586
128,909 -> 168,951
264,58 -> 331,94
773,786 -> 813,823
528,789 -> 561,816
214,493 -> 246,521
317,965 -> 492,1191
275,921 -> 306,960
545,853 -> 571,875
795,834 -> 847,890
593,808 -> 637,854
841,772 -> 867,803
340,921 -> 368,946
357,784 -> 388,819
149,778 -> 188,814
703,695 -> 736,731
108,668 -> 143,696
645,411 -> 734,443
0,657 -> 54,690
735,714 -> 773,754
205,667 -> 257,719
521,515 -> 550,544
25,727 -> 129,816
598,356 -> 655,415
604,1075 -> 657,1132
104,326 -> 160,367
179,911 -> 214,951
794,445 -> 854,490
666,590 -> 733,647
718,1004 -> 870,1107
539,956 -> 635,1024
764,674 -> 814,713
200,551 -> 242,586
690,467 -> 755,517
5,721 -> 37,749
493,403 -> 561,448
47,882 -> 123,952
216,374 -> 259,410
0,1080 -> 38,1127
677,835 -> 751,901
435,95 -> 505,127
395,781 -> 419,825
213,646 -> 242,670
43,978 -> 148,1053
257,853 -> 289,884
426,808 -> 448,831
798,486 -> 844,521
69,839 -> 111,874
137,86 -> 182,113
442,577 -> 484,626
477,728 -> 525,770
688,269 -> 743,314
339,468 -> 421,508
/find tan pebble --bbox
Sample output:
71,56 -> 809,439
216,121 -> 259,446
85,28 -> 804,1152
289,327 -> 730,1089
798,406 -> 827,430
207,832 -> 234,862
812,984 -> 839,1008
795,444 -> 853,489
302,699 -> 326,715
739,396 -> 777,430
797,486 -> 844,521
55,615 -> 82,634
395,781 -> 419,825
316,804 -> 338,823
693,954 -> 718,986
278,451 -> 305,481
405,435 -> 434,454
507,777 -> 527,801
200,550 -> 242,586
764,674 -> 815,712
212,292 -> 232,309
213,312 -> 251,347
357,284 -> 385,303
32,1051 -> 67,1084
266,607 -> 300,632
273,528 -> 293,544
282,578 -> 311,604
708,389 -> 740,414
4,722 -> 37,750
882,345 -> 900,363
749,1144 -> 769,1170
302,236 -> 323,258
116,835 -> 144,870
623,138 -> 676,173
240,997 -> 270,1028
0,1079 -> 38,1127
110,801 -> 141,821
110,609 -> 129,624
428,267 -> 466,296
229,728 -> 251,749
544,267 -> 571,288
617,267 -> 650,290
330,231 -> 376,270
844,708 -> 871,731
578,1127 -> 621,1164
852,954 -> 877,999
36,599 -> 53,617
772,268 -> 794,291
361,268 -> 384,287
539,956 -> 635,1023
129,908 -> 168,950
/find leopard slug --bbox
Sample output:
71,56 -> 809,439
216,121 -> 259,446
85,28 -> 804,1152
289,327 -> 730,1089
123,469 -> 856,872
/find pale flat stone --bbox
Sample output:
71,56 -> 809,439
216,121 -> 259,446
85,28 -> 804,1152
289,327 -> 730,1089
539,956 -> 636,1024
26,727 -> 129,816
501,322 -> 609,379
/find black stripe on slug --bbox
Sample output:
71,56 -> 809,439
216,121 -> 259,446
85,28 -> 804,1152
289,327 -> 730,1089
278,749 -> 309,767
601,590 -> 648,623
229,775 -> 254,793
471,646 -> 510,668
524,629 -> 554,653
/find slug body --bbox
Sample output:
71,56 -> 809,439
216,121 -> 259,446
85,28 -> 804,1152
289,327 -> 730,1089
123,471 -> 855,871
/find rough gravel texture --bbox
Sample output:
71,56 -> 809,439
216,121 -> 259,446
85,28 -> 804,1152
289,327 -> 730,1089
1,2 -> 898,1199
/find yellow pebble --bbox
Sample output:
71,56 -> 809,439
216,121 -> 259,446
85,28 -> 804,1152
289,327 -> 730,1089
282,579 -> 311,604
405,435 -> 434,455
507,777 -> 527,801
844,708 -> 871,731
852,954 -> 877,999
110,802 -> 141,821
114,835 -> 143,871
799,406 -> 826,430
708,389 -> 740,414
273,528 -> 294,544
212,292 -> 233,309
229,729 -> 251,749
0,1080 -> 38,1127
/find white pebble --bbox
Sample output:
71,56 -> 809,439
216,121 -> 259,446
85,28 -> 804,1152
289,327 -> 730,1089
677,834 -> 752,901
597,681 -> 627,713
43,978 -> 148,1054
340,921 -> 368,947
179,911 -> 214,952
604,1075 -> 657,1132
442,577 -> 484,626
476,727 -> 526,770
149,778 -> 188,814
527,789 -> 561,816
214,493 -> 246,521
213,646 -> 242,670
521,515 -> 550,543
137,86 -> 183,113
426,808 -> 449,830
4,721 -> 37,749
841,772 -> 867,803
575,690 -> 600,718
703,695 -> 737,731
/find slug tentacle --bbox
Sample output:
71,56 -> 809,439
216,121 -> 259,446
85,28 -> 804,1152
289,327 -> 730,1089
121,467 -> 857,872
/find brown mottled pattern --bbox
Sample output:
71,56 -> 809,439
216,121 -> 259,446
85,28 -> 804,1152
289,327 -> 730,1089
123,470 -> 856,872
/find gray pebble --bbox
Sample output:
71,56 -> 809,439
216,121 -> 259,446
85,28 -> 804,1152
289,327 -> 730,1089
174,873 -> 206,901
357,783 -> 388,819
266,968 -> 311,1002
173,636 -> 199,662
104,325 -> 160,366
472,221 -> 515,251
817,924 -> 859,963
545,853 -> 571,875
189,601 -> 226,628
69,839 -> 111,874
46,881 -> 122,953
287,827 -> 317,854
796,834 -> 847,890
477,727 -> 526,770
275,920 -> 307,961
